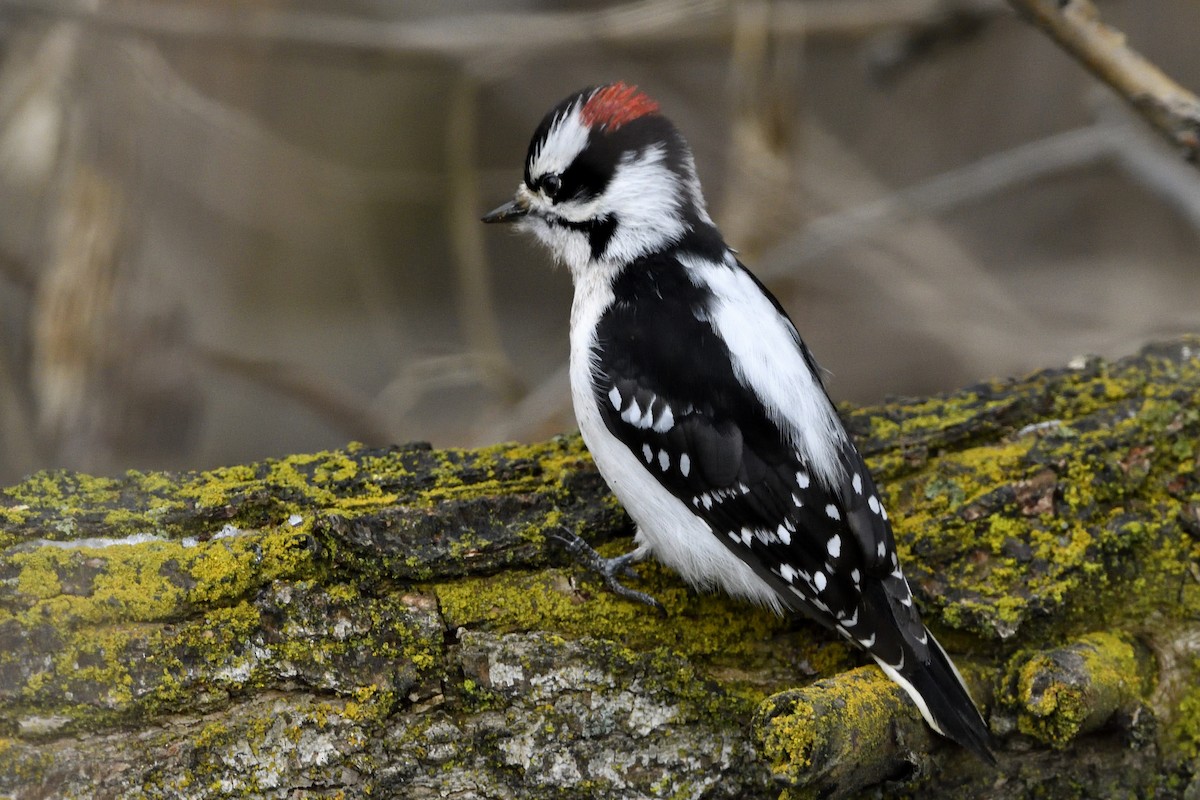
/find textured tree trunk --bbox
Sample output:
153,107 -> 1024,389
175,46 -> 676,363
2,339 -> 1199,799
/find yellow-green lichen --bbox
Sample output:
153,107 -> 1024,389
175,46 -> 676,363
1171,684 -> 1200,761
433,539 -> 852,716
2,342 -> 1200,796
1001,632 -> 1154,748
0,736 -> 52,788
754,666 -> 917,792
862,349 -> 1200,646
435,543 -> 785,662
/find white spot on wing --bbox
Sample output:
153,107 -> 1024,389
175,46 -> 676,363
858,632 -> 876,648
779,563 -> 797,583
825,504 -> 841,521
652,404 -> 674,433
642,443 -> 653,463
776,524 -> 791,546
791,493 -> 804,508
876,541 -> 886,558
679,453 -> 690,477
813,571 -> 827,592
850,568 -> 860,584
796,471 -> 810,489
658,450 -> 670,471
868,495 -> 880,514
701,493 -> 713,509
852,472 -> 863,494
740,528 -> 753,547
608,386 -> 622,410
623,399 -> 643,426
826,535 -> 841,559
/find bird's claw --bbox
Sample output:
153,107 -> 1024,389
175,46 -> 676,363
551,528 -> 666,616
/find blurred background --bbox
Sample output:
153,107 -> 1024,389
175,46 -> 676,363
0,0 -> 1197,486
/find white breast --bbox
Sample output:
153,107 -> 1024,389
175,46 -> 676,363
567,268 -> 782,612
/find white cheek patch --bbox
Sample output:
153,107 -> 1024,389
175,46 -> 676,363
594,147 -> 689,264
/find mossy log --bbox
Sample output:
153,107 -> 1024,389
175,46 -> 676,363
2,339 -> 1200,799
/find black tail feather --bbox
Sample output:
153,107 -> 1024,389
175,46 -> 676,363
877,632 -> 997,764
910,633 -> 997,763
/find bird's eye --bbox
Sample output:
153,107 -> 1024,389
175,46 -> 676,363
541,174 -> 563,199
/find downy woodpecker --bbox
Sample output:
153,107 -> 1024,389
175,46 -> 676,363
483,83 -> 994,762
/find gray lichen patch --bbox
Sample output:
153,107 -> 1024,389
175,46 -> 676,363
441,630 -> 773,799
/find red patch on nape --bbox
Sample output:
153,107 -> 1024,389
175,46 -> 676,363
580,83 -> 660,131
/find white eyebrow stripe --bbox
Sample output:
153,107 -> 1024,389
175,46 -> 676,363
528,103 -> 590,179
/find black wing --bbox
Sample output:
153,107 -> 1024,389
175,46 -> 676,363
594,253 -> 925,668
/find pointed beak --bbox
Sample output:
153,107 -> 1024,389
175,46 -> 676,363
481,197 -> 529,224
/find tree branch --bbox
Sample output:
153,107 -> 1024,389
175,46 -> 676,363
1007,0 -> 1200,163
2,340 -> 1200,798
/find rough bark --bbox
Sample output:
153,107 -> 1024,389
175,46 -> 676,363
2,338 -> 1199,799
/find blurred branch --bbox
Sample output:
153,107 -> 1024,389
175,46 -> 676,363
714,0 -> 806,259
1006,0 -> 1200,164
120,41 -> 413,359
773,122 -> 1121,269
120,42 -> 436,214
377,352 -> 530,435
772,120 -> 1039,365
31,164 -> 125,459
445,74 -> 524,405
0,0 -> 1006,61
865,1 -> 992,80
483,362 -> 573,443
1094,94 -> 1200,232
772,106 -> 1200,277
191,344 -> 394,446
0,338 -> 40,475
0,249 -> 36,293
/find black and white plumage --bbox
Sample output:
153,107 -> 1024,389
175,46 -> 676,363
483,83 -> 995,762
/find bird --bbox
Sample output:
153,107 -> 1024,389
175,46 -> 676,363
482,82 -> 995,762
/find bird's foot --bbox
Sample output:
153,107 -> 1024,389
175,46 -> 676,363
551,528 -> 666,615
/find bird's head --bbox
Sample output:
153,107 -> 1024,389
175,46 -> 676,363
483,83 -> 712,274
